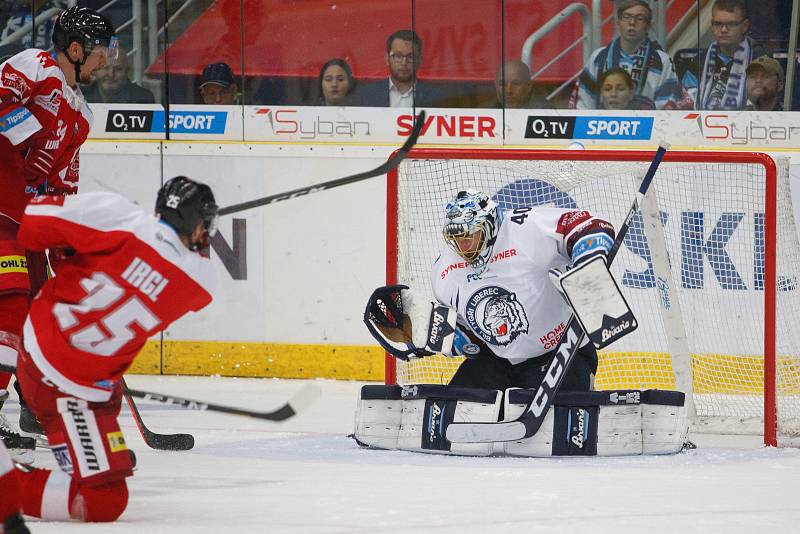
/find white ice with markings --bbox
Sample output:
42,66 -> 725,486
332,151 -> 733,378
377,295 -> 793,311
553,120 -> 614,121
6,375 -> 800,533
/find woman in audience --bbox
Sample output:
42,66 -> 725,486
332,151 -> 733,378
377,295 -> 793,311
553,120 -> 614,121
599,67 -> 657,110
318,58 -> 355,106
598,68 -> 635,109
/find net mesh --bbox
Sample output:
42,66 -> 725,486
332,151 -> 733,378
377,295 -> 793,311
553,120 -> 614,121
389,151 -> 800,438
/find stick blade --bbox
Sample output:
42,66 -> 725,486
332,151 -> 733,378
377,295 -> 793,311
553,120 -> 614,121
143,430 -> 195,451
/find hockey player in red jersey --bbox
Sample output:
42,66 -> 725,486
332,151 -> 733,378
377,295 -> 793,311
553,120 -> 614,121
0,5 -> 118,458
0,176 -> 218,526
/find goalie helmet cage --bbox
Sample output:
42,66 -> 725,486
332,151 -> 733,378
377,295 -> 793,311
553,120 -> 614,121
385,148 -> 800,448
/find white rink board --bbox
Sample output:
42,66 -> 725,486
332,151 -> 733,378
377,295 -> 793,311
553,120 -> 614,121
79,142 -> 388,345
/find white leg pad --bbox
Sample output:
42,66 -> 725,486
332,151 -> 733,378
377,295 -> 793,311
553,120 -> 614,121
503,389 -> 688,457
354,385 -> 502,456
353,395 -> 403,450
642,402 -> 689,455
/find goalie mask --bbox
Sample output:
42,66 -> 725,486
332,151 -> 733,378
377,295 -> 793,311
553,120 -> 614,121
443,189 -> 501,273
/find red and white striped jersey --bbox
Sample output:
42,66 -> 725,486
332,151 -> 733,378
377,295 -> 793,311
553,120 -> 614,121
432,207 -> 614,364
0,49 -> 92,222
18,192 -> 215,402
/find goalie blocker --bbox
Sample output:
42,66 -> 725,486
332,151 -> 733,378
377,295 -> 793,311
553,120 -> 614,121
353,385 -> 689,457
551,254 -> 637,349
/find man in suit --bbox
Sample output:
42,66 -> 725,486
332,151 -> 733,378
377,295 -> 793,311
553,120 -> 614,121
351,29 -> 446,107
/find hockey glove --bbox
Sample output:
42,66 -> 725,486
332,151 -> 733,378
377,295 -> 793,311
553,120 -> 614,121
364,285 -> 457,361
22,131 -> 60,188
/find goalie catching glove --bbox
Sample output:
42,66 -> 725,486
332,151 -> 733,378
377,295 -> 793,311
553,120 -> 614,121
364,285 -> 457,360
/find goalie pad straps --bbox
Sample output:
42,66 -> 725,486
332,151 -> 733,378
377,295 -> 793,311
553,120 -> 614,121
503,389 -> 689,457
353,385 -> 502,456
555,255 -> 638,349
363,285 -> 457,360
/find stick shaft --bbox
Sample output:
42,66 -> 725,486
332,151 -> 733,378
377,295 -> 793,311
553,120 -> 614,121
217,111 -> 427,216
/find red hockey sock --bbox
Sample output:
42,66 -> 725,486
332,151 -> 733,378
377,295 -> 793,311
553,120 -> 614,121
17,466 -> 128,522
17,467 -> 76,521
0,371 -> 10,392
0,293 -> 27,389
0,442 -> 22,522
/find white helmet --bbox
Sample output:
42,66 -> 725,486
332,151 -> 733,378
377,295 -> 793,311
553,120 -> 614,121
443,189 -> 501,273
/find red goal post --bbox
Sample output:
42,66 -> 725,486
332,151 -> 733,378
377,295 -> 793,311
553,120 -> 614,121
384,148 -> 799,447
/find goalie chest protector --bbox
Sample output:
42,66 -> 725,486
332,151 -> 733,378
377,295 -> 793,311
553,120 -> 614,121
432,207 -> 583,364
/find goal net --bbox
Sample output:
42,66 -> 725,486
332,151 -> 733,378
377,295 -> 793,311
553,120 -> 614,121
385,148 -> 800,446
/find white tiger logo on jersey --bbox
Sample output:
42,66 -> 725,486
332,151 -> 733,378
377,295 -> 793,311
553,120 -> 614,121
465,286 -> 529,346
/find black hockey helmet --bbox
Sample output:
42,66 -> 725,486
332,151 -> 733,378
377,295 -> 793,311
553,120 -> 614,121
52,6 -> 117,56
156,176 -> 219,251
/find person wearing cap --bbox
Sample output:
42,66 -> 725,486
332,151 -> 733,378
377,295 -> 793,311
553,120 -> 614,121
199,62 -> 239,105
744,55 -> 784,111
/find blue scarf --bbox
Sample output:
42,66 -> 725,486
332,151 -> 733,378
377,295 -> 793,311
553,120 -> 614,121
698,37 -> 752,110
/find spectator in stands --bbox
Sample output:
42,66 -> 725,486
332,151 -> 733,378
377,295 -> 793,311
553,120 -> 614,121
574,0 -> 685,110
82,49 -> 155,104
683,0 -> 760,110
1,0 -> 63,49
199,62 -> 239,105
493,59 -> 553,109
350,29 -> 446,107
598,67 -> 636,109
318,58 -> 355,106
744,55 -> 784,110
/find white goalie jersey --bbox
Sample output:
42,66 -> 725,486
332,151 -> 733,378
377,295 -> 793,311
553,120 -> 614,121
432,206 -> 613,364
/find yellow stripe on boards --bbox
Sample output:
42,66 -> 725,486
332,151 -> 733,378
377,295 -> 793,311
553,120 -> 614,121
127,340 -> 385,380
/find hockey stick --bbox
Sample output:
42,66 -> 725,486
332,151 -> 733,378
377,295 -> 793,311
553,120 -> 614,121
121,377 -> 195,451
124,381 -> 322,421
0,363 -> 321,432
445,143 -> 670,444
217,110 -> 427,216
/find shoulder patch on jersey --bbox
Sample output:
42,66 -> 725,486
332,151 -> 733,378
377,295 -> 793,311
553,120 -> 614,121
556,210 -> 591,235
36,51 -> 57,69
1,64 -> 31,99
465,286 -> 529,346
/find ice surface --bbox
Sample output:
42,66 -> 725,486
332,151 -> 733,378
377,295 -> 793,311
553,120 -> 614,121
6,375 -> 800,533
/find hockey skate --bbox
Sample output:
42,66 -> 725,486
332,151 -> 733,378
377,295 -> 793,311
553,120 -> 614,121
0,393 -> 35,465
13,382 -> 44,436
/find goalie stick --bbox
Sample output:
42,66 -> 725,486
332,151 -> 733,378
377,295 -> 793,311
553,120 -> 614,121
444,143 -> 670,444
218,110 -> 427,216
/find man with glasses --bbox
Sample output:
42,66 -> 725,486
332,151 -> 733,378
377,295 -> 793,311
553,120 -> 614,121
352,29 -> 446,107
574,0 -> 685,110
683,0 -> 761,110
0,5 -> 117,471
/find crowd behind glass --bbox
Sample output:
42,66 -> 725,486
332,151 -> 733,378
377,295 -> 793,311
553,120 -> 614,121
0,0 -> 794,111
